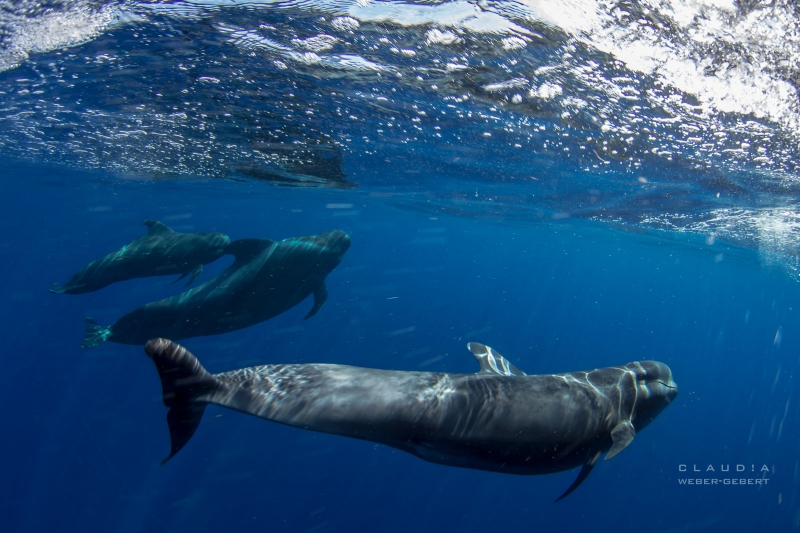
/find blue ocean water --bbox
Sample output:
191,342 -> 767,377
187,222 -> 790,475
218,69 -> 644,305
2,1 -> 800,532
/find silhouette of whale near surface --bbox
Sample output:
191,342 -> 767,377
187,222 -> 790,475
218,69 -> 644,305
82,230 -> 351,348
50,220 -> 230,294
143,339 -> 678,501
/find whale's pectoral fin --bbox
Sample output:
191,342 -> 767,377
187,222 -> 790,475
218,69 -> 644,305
143,220 -> 173,235
174,265 -> 203,286
606,420 -> 636,460
304,281 -> 328,320
145,339 -> 220,464
467,342 -> 526,376
187,265 -> 203,286
556,451 -> 601,502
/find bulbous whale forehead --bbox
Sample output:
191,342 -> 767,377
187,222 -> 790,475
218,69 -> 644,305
622,360 -> 679,404
195,232 -> 231,246
212,233 -> 231,246
626,360 -> 676,386
318,229 -> 351,253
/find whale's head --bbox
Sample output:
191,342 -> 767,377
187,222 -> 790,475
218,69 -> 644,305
317,229 -> 351,266
208,232 -> 232,256
193,231 -> 232,258
626,360 -> 678,431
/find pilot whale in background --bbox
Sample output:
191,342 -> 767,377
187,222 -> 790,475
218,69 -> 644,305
50,220 -> 230,294
82,229 -> 351,348
142,339 -> 678,501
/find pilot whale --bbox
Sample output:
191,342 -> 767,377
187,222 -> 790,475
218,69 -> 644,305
50,220 -> 230,294
82,230 -> 350,348
143,338 -> 678,500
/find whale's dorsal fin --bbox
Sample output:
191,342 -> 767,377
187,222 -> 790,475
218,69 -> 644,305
143,220 -> 173,235
467,342 -> 526,376
225,238 -> 275,263
605,420 -> 635,460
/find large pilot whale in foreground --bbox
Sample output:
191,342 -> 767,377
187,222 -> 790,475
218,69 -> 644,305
143,339 -> 678,501
50,220 -> 230,294
82,230 -> 350,348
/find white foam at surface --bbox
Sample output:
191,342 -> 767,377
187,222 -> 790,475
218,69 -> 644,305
0,2 -> 127,72
347,0 -> 531,35
426,28 -> 460,45
136,0 -> 800,133
513,0 -> 800,133
220,25 -> 390,71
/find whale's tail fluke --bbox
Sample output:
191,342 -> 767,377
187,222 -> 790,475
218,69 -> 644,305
48,282 -> 66,294
144,339 -> 220,464
81,317 -> 111,348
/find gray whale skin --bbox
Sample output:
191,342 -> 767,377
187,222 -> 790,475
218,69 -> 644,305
82,229 -> 350,347
144,338 -> 678,501
51,220 -> 230,294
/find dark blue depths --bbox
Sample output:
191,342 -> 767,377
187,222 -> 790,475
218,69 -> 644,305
0,164 -> 797,533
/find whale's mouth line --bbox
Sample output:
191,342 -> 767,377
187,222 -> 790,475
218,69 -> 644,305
650,380 -> 678,390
